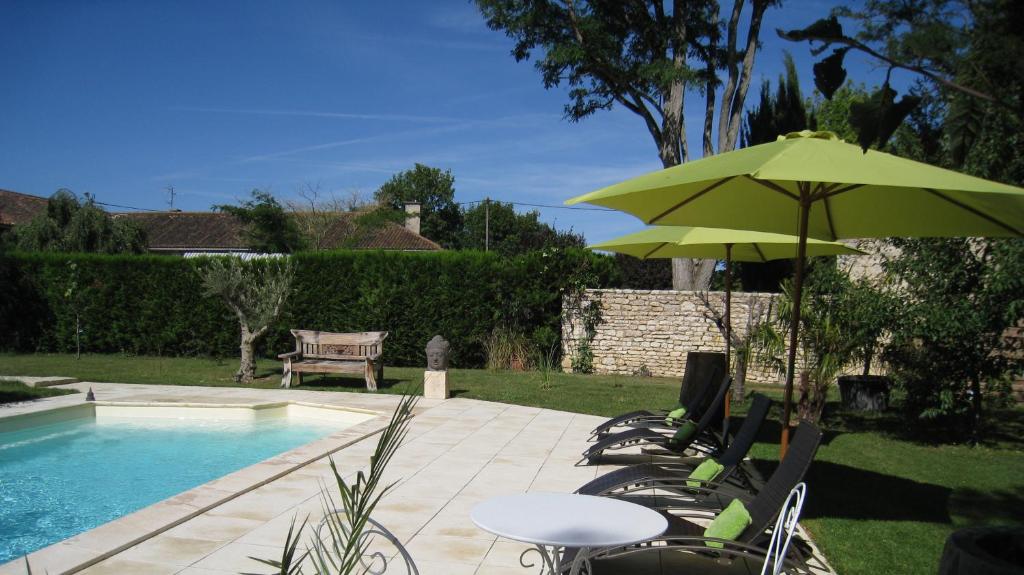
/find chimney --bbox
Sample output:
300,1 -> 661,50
404,202 -> 421,235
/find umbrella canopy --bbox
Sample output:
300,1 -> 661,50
569,131 -> 1024,239
589,226 -> 865,261
568,130 -> 1024,456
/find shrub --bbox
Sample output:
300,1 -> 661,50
0,248 -> 617,370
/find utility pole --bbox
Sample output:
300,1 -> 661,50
484,197 -> 490,252
165,185 -> 176,210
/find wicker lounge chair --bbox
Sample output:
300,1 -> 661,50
566,421 -> 823,574
576,394 -> 773,498
581,375 -> 733,464
588,352 -> 726,440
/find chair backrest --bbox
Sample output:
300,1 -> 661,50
291,329 -> 388,360
717,394 -> 772,469
692,374 -> 733,436
740,421 -> 822,543
760,483 -> 808,575
678,352 -> 727,407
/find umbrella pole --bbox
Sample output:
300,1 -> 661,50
723,245 -> 732,448
781,193 -> 811,459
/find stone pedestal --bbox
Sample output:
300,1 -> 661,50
424,370 -> 450,400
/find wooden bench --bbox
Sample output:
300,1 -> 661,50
279,330 -> 388,390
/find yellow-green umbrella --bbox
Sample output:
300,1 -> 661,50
569,130 -> 1024,455
590,226 -> 865,441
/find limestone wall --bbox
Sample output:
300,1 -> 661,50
561,289 -> 787,383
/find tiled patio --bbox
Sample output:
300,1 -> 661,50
0,382 -> 833,575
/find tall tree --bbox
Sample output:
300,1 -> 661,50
374,164 -> 463,248
459,200 -> 584,255
13,189 -> 146,254
215,190 -> 305,253
477,0 -> 776,290
736,52 -> 810,291
781,0 -> 1023,156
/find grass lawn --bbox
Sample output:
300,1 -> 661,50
2,352 -> 1023,574
0,379 -> 77,404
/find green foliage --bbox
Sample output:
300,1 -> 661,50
215,190 -> 305,253
881,238 -> 1024,435
784,1 -> 1024,157
752,261 -> 863,423
374,164 -> 462,248
742,52 -> 810,147
197,257 -> 295,383
0,249 -> 617,370
458,200 -> 584,255
484,326 -> 532,370
12,189 -> 146,254
613,253 -> 672,290
562,254 -> 605,374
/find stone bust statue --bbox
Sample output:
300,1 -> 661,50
426,335 -> 450,371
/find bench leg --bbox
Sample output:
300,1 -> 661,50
295,372 -> 303,387
365,359 -> 378,391
281,360 -> 292,389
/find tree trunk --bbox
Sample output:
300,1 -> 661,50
237,327 -> 257,384
970,374 -> 983,444
672,257 -> 715,290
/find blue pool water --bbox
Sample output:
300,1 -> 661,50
0,412 -> 339,562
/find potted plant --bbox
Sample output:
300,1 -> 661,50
833,277 -> 897,412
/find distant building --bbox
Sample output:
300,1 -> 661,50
0,189 -> 439,253
0,189 -> 49,231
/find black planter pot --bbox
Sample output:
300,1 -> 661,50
939,527 -> 1024,575
837,375 -> 892,412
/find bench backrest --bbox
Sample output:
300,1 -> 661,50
291,329 -> 388,360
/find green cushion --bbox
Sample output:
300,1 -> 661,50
667,421 -> 696,446
686,459 -> 725,487
664,406 -> 687,425
703,499 -> 752,549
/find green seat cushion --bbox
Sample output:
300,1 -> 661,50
664,407 -> 688,425
686,459 -> 725,487
667,421 -> 697,446
703,499 -> 752,549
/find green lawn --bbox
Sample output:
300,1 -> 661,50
0,379 -> 77,404
2,352 -> 1022,574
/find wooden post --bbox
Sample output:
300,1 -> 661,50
281,358 -> 292,388
781,185 -> 811,459
723,244 -> 733,447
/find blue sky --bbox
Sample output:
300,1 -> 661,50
0,0 -> 906,243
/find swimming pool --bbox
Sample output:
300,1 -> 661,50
0,403 -> 373,562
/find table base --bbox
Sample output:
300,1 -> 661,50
519,544 -> 592,575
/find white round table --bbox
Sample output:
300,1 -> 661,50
471,492 -> 667,574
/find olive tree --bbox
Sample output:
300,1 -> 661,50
198,257 -> 294,384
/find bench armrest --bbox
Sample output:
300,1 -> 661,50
278,351 -> 302,360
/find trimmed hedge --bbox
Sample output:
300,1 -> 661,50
0,249 -> 618,368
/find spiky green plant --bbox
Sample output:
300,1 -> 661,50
247,391 -> 418,575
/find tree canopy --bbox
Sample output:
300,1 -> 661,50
10,189 -> 146,254
781,0 -> 1023,157
458,200 -> 584,256
477,0 -> 778,290
215,190 -> 305,254
374,164 -> 463,248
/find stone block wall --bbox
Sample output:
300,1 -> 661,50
562,289 -> 787,383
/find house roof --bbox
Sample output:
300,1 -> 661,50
116,211 -> 441,252
0,189 -> 49,227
